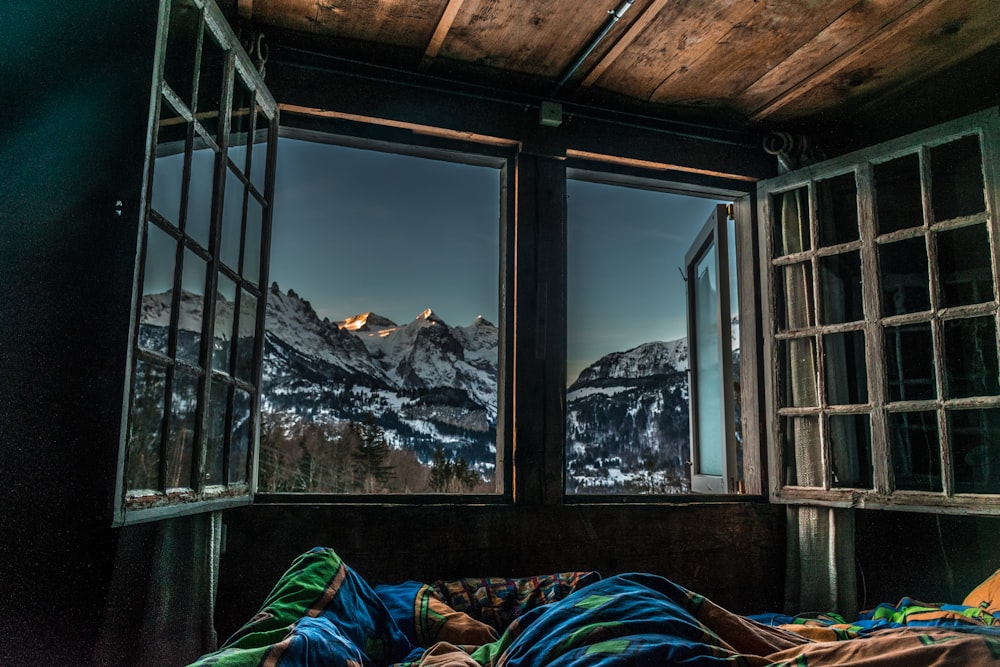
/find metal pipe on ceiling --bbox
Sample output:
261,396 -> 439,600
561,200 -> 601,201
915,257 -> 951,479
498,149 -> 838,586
552,0 -> 634,93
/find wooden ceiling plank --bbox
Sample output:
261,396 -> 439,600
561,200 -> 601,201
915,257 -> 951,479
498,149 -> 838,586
748,0 -> 992,122
579,0 -> 673,89
738,0 -> 926,119
422,0 -> 466,65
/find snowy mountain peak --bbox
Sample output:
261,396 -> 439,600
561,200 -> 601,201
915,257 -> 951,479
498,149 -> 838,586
415,308 -> 444,325
340,312 -> 397,331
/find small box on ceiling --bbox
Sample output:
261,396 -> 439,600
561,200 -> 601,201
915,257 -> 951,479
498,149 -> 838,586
539,100 -> 563,127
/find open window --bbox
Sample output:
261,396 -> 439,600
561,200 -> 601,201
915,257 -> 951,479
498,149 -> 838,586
760,108 -> 1000,514
116,0 -> 278,525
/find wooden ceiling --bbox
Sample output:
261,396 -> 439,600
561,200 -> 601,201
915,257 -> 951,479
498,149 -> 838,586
224,0 -> 1000,133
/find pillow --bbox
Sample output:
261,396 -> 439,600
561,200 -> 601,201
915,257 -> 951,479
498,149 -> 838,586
963,568 -> 1000,613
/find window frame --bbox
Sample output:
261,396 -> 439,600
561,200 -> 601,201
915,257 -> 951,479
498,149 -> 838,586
114,0 -> 278,526
759,107 -> 1000,515
252,119 -> 518,505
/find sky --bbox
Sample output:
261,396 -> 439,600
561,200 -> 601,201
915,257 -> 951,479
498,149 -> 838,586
267,137 -> 733,381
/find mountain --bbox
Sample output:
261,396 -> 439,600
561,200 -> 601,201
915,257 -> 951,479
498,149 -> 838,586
139,285 -> 733,494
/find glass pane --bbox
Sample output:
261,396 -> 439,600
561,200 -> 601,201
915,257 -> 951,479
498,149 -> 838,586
693,242 -> 723,477
937,223 -> 993,307
884,322 -> 936,402
221,167 -> 245,270
779,337 -> 818,408
824,330 -> 867,405
186,138 -> 216,248
177,249 -> 206,365
165,370 -> 198,489
889,410 -> 941,491
230,388 -> 252,484
250,107 -> 270,193
213,274 -> 237,373
819,251 -> 863,324
127,360 -> 167,492
229,72 -> 253,173
163,0 -> 199,107
775,261 -> 814,332
879,237 -> 929,316
772,187 -> 810,256
138,223 -> 176,354
235,290 -> 257,383
204,380 -> 229,485
930,135 -> 985,221
943,316 -> 1000,398
816,173 -> 858,246
196,28 -> 226,140
151,96 -> 186,226
949,408 -> 1000,494
874,153 -> 923,235
244,195 -> 263,285
830,414 -> 872,488
781,415 -> 821,487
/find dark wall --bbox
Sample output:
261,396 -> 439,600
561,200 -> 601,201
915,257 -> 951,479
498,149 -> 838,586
0,2 -> 157,662
215,501 -> 786,640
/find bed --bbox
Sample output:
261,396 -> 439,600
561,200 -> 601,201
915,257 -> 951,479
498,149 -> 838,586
189,547 -> 1000,666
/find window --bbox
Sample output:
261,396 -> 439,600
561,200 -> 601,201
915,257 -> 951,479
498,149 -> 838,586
761,108 -> 1000,513
256,133 -> 509,497
564,175 -> 740,496
117,0 -> 277,524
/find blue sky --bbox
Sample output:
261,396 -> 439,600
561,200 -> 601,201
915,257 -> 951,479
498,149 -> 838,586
268,137 -> 732,380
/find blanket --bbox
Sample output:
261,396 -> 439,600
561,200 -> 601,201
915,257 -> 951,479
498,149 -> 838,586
189,547 -> 1000,666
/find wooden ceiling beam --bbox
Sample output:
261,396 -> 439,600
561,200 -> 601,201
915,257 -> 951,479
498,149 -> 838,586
421,0 -> 466,68
578,0 -> 672,89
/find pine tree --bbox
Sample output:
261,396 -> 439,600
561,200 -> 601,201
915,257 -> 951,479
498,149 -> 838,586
351,413 -> 395,493
428,445 -> 453,492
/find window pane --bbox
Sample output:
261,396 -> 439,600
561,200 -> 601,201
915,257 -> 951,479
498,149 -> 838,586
213,274 -> 237,373
186,139 -> 216,248
244,195 -> 263,286
781,415 -> 821,487
221,166 -> 245,270
693,242 -> 723,477
151,96 -> 186,227
250,107 -> 270,193
139,223 -> 176,355
819,251 -> 863,324
163,0 -> 199,106
824,330 -> 867,405
261,139 -> 500,494
943,316 -> 1000,398
197,28 -> 226,140
235,290 -> 257,383
889,410 -> 941,491
949,408 -> 1000,494
775,261 -> 814,332
204,380 -> 229,485
127,360 -> 167,492
165,370 -> 198,489
230,388 -> 252,484
779,337 -> 818,408
177,249 -> 207,365
884,322 -> 936,402
937,223 -> 993,307
566,183 -> 729,495
772,188 -> 810,256
874,153 -> 923,235
879,237 -> 929,316
830,414 -> 872,488
930,135 -> 985,221
229,72 -> 253,173
817,173 -> 858,246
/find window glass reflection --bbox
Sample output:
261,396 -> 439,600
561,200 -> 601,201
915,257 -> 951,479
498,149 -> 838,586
186,139 -> 216,249
884,323 -> 936,402
819,251 -> 863,324
937,223 -> 993,307
944,316 -> 1000,398
879,237 -> 929,316
213,274 -> 237,373
163,0 -> 199,106
221,167 -> 245,270
874,153 -> 923,235
204,380 -> 229,485
244,196 -> 263,286
127,360 -> 167,492
824,330 -> 868,405
197,29 -> 226,139
775,261 -> 814,332
166,370 -> 198,489
229,73 -> 253,173
230,388 -> 252,484
889,410 -> 941,491
950,408 -> 1000,494
772,188 -> 810,257
930,135 -> 985,221
781,415 -> 821,487
830,414 -> 872,488
816,173 -> 858,247
250,107 -> 270,194
139,223 -> 176,355
177,249 -> 206,366
779,337 -> 818,408
235,291 -> 257,383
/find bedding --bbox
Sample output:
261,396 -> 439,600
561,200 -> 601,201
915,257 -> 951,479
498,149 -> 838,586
189,547 -> 1000,666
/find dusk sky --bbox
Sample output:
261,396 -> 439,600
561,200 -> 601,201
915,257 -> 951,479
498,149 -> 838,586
268,136 -> 733,381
